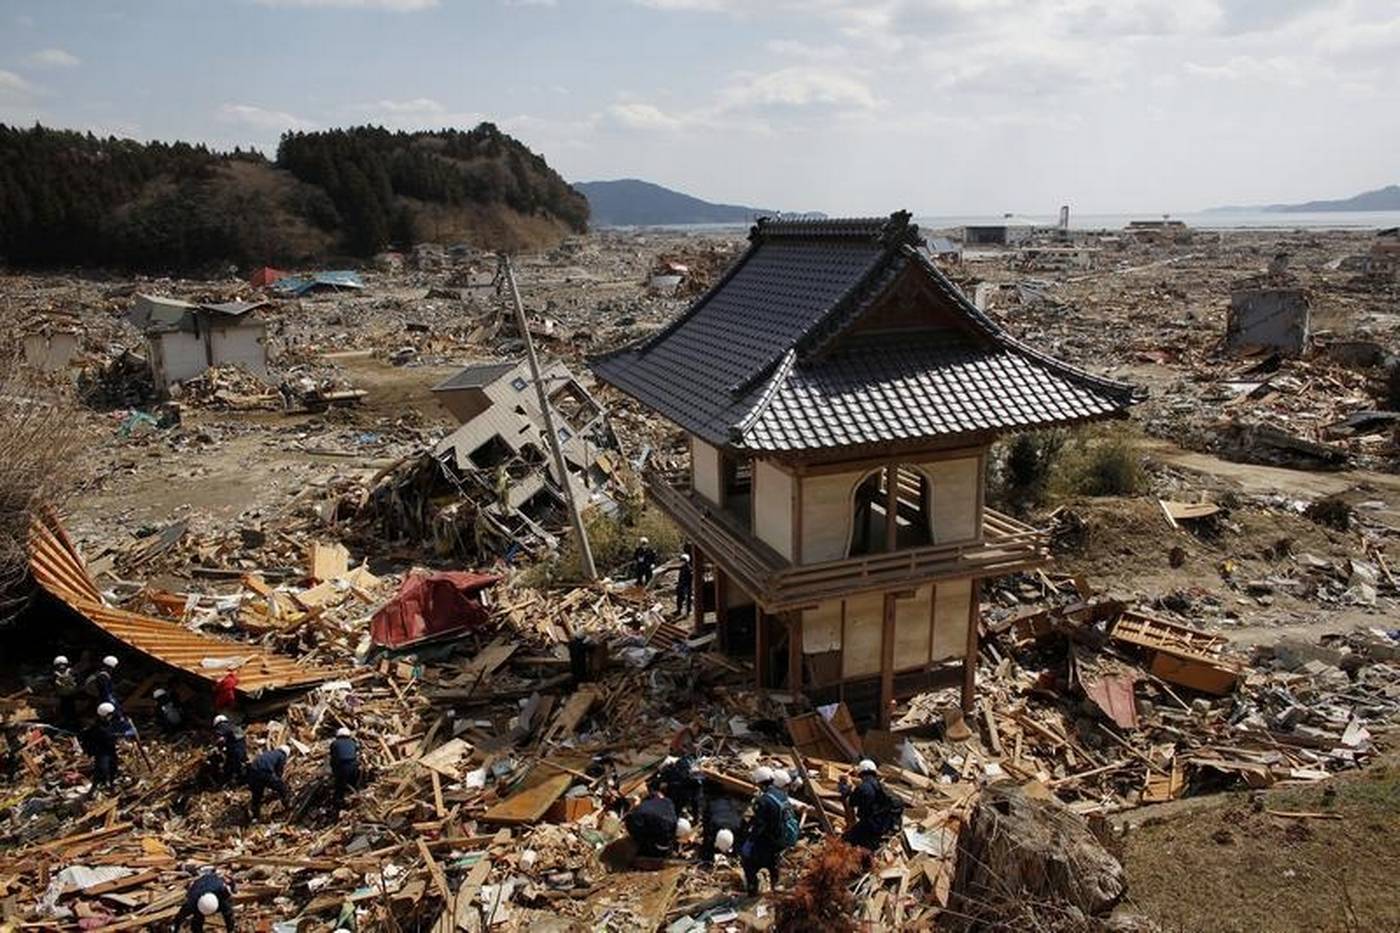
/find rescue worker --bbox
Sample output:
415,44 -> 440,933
739,766 -> 786,895
771,767 -> 793,804
87,655 -> 119,705
839,759 -> 904,851
52,656 -> 80,729
701,793 -> 743,864
633,537 -> 657,586
213,715 -> 246,783
624,788 -> 679,859
247,745 -> 292,820
658,754 -> 704,820
171,868 -> 236,931
675,552 -> 693,616
154,687 -> 185,734
328,726 -> 360,810
79,703 -> 120,790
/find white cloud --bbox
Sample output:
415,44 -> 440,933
218,103 -> 316,131
605,102 -> 686,131
371,97 -> 446,114
27,48 -> 81,68
0,69 -> 38,101
719,66 -> 880,111
253,0 -> 439,10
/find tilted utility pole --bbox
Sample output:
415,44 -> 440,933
499,254 -> 597,581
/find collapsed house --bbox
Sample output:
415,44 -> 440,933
270,269 -> 365,297
594,213 -> 1140,726
20,322 -> 81,372
126,294 -> 269,395
962,215 -> 1038,247
1367,227 -> 1400,280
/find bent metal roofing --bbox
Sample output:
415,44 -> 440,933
591,211 -> 1141,455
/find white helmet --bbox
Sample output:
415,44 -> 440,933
213,714 -> 228,726
680,552 -> 691,562
153,688 -> 167,699
772,768 -> 791,788
639,536 -> 649,545
751,766 -> 773,785
858,759 -> 878,775
53,655 -> 69,667
661,755 -> 678,768
197,892 -> 220,916
715,828 -> 735,853
97,702 -> 115,718
277,745 -> 291,757
102,655 -> 119,669
675,817 -> 693,840
336,726 -> 353,738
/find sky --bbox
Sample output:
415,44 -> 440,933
1,0 -> 1397,215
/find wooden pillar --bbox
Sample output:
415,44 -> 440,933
879,593 -> 896,729
715,569 -> 730,652
787,611 -> 803,694
756,610 -> 769,689
691,546 -> 706,630
961,578 -> 981,712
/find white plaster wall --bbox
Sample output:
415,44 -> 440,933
691,436 -> 722,504
916,456 -> 982,544
894,584 -> 933,668
802,599 -> 842,655
801,470 -> 864,563
210,324 -> 268,378
753,460 -> 794,560
842,591 -> 884,678
152,330 -> 208,389
932,578 -> 972,661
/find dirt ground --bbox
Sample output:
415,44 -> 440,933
1119,753 -> 1400,932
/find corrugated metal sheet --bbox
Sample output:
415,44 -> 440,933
29,512 -> 334,696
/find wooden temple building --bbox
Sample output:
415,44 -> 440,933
593,213 -> 1140,726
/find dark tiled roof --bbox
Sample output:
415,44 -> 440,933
433,360 -> 519,392
592,212 -> 1140,454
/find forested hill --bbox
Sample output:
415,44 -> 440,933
0,123 -> 588,272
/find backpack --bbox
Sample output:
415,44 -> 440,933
874,782 -> 906,834
766,789 -> 800,849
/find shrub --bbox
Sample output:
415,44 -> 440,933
1304,495 -> 1351,531
1055,425 -> 1147,497
521,502 -> 681,587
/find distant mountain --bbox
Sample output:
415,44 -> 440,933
575,178 -> 790,226
1210,184 -> 1400,213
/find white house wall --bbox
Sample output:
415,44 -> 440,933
150,330 -> 208,390
894,585 -> 933,667
209,323 -> 268,378
691,436 -> 722,504
801,471 -> 861,563
915,455 -> 982,544
841,591 -> 884,678
802,600 -> 842,655
932,578 -> 972,660
753,460 -> 794,560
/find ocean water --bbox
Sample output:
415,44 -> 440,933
917,210 -> 1400,232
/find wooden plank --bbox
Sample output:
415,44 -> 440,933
417,837 -> 453,904
479,772 -> 572,825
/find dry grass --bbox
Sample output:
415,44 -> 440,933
0,354 -> 84,621
1121,758 -> 1400,932
774,838 -> 869,933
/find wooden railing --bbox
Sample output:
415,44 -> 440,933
644,468 -> 1049,611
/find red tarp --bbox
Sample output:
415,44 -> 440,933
370,571 -> 500,648
249,266 -> 288,287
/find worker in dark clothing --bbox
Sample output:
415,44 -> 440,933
247,745 -> 291,820
633,537 -> 657,586
740,766 -> 786,895
79,704 -> 120,791
213,715 -> 246,783
328,727 -> 360,810
839,759 -> 904,851
171,869 -> 236,931
154,687 -> 185,734
86,655 -> 119,705
658,754 -> 704,820
52,656 -> 80,729
675,552 -> 693,616
625,789 -> 679,859
701,794 -> 743,864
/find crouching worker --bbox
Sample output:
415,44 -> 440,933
701,793 -> 743,864
329,726 -> 360,810
839,759 -> 905,851
625,788 -> 679,859
172,869 -> 236,931
247,745 -> 291,820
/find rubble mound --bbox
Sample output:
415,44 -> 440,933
76,350 -> 154,410
950,784 -> 1126,929
170,364 -> 279,411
